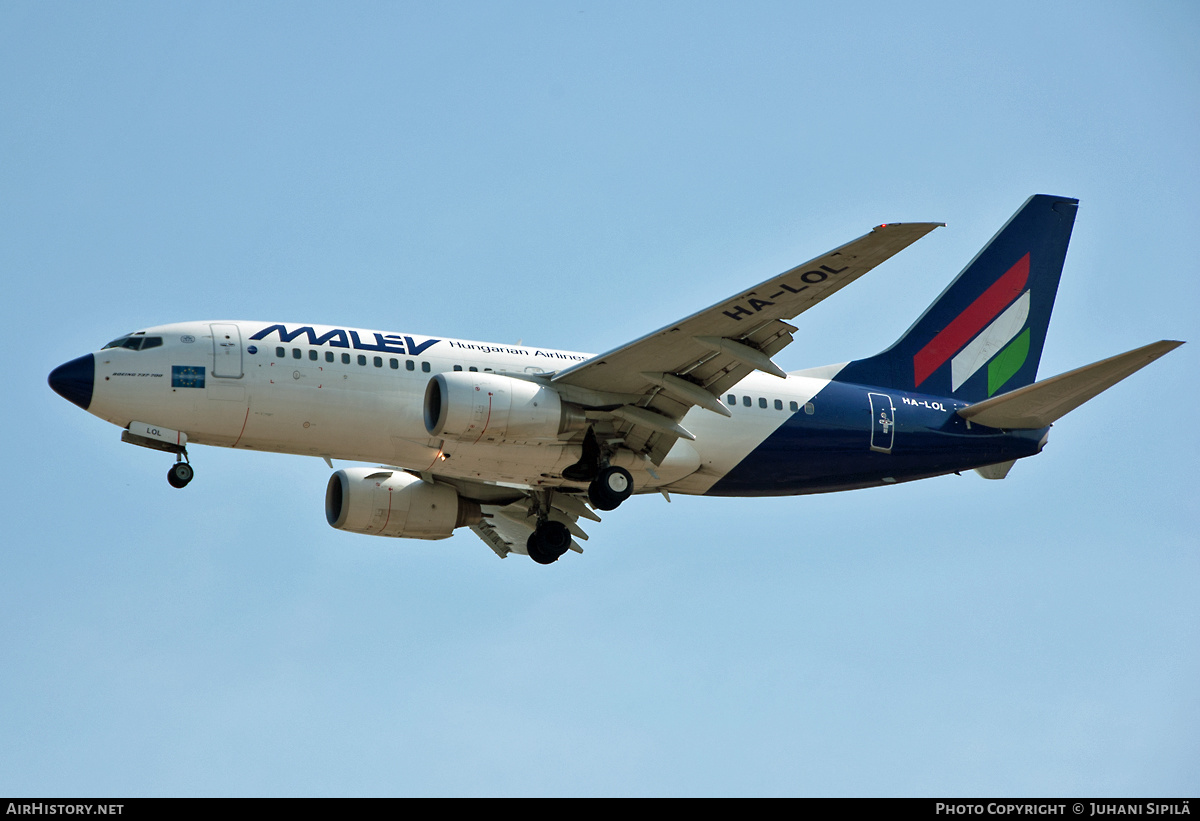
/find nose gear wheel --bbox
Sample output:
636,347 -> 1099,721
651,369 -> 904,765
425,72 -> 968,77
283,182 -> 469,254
167,461 -> 194,488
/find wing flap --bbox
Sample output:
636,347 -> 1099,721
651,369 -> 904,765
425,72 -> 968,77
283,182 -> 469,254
467,493 -> 596,558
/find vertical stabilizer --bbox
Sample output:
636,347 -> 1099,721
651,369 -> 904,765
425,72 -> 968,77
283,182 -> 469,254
836,195 -> 1078,402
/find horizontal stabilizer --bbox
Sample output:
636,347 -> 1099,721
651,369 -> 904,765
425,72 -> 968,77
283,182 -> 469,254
957,340 -> 1183,429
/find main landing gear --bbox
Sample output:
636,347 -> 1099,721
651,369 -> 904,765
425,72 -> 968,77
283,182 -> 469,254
588,466 -> 633,511
526,520 -> 572,565
526,462 -> 634,564
563,428 -> 636,512
166,455 -> 194,489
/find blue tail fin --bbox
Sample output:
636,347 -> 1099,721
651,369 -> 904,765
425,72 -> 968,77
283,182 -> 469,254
835,194 -> 1078,402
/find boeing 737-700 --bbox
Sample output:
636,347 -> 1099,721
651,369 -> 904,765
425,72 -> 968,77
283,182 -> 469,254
48,195 -> 1182,564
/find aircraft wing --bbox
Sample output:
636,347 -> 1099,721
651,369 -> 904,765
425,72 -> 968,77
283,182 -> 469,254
550,221 -> 941,461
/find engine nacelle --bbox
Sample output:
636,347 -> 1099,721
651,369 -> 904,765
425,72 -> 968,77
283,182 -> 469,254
423,371 -> 585,443
325,468 -> 481,540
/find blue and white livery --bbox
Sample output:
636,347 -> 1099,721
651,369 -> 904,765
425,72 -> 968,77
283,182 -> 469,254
49,196 -> 1182,564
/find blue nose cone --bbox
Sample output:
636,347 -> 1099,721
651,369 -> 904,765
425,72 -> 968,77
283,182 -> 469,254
49,354 -> 95,410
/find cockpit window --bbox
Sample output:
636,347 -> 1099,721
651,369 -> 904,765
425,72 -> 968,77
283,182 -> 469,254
102,335 -> 163,351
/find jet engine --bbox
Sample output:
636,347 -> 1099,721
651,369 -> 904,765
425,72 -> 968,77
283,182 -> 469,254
325,467 -> 481,540
423,371 -> 585,443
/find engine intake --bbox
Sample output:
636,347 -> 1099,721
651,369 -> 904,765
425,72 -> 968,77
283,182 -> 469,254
325,468 -> 481,540
423,371 -> 585,443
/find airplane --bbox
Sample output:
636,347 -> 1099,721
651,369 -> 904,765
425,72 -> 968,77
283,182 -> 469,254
48,195 -> 1182,564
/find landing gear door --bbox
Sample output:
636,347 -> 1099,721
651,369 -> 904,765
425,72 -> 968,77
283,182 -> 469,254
210,323 -> 243,378
868,392 -> 895,454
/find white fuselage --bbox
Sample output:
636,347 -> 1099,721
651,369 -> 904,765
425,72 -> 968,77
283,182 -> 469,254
85,320 -> 839,496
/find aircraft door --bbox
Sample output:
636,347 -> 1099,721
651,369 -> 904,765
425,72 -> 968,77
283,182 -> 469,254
210,323 -> 243,378
868,392 -> 895,454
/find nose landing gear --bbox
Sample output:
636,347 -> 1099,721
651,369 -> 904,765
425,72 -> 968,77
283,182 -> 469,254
119,424 -> 195,489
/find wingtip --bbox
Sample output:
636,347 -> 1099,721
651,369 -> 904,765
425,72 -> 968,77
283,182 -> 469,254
873,221 -> 945,231
1147,339 -> 1185,355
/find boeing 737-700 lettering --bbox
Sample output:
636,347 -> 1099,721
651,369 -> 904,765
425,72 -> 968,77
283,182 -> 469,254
48,195 -> 1182,564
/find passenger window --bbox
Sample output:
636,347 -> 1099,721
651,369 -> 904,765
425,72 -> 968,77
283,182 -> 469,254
325,352 -> 334,363
373,356 -> 383,368
805,402 -> 815,415
774,399 -> 783,410
742,396 -> 751,407
292,348 -> 301,359
276,347 -> 285,358
790,401 -> 799,412
453,365 -> 462,371
357,355 -> 367,366
468,366 -> 478,372
758,397 -> 767,409
341,353 -> 350,364
390,358 -> 398,369
309,350 -> 318,361
422,362 -> 430,373
406,360 -> 415,371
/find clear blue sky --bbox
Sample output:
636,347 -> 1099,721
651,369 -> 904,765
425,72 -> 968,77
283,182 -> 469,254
3,1 -> 1197,796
